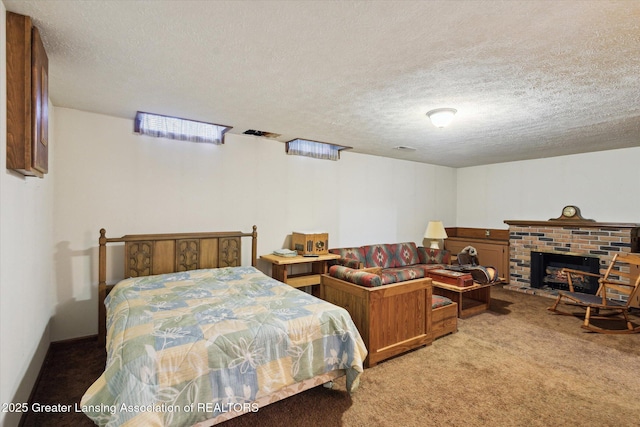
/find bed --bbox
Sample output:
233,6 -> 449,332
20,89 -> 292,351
82,226 -> 367,426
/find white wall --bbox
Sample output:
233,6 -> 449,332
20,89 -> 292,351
51,107 -> 457,341
455,147 -> 640,229
0,3 -> 57,425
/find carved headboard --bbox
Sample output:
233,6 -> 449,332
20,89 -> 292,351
98,226 -> 258,346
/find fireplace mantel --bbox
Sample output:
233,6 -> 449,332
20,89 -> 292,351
504,219 -> 640,229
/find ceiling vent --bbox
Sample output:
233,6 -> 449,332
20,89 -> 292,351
243,129 -> 281,139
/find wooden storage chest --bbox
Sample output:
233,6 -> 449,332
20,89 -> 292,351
427,269 -> 474,287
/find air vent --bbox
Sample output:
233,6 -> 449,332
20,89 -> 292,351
243,129 -> 281,139
394,145 -> 416,151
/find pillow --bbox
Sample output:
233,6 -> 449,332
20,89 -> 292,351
329,247 -> 365,268
418,247 -> 451,265
362,244 -> 394,269
393,242 -> 420,267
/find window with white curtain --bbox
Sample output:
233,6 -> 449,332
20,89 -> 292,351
285,138 -> 351,161
134,111 -> 231,144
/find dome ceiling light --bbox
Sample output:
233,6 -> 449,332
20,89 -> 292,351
426,108 -> 457,128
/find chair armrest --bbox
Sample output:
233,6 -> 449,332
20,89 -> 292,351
561,268 -> 602,292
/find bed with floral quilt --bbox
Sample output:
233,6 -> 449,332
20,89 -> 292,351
82,228 -> 366,426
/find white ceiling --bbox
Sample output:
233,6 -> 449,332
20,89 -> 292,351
4,0 -> 640,167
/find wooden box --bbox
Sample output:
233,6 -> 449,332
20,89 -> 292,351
291,232 -> 328,255
427,269 -> 474,287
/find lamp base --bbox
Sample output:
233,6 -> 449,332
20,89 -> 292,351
429,240 -> 441,250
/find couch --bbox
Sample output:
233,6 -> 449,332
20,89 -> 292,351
320,242 -> 457,367
328,242 -> 451,285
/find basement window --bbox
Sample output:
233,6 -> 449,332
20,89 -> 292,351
285,138 -> 351,161
134,111 -> 231,144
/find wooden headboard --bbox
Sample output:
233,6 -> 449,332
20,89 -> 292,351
98,226 -> 258,346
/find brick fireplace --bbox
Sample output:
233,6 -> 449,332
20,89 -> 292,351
504,218 -> 639,303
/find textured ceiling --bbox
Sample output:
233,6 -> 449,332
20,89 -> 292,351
4,0 -> 640,167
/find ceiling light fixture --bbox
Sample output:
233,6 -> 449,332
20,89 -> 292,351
426,108 -> 457,128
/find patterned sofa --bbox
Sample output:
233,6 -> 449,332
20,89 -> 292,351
327,242 -> 451,286
320,242 -> 457,367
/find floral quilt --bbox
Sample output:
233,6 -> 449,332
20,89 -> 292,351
81,266 -> 367,426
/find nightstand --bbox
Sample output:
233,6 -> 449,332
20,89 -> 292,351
260,253 -> 341,296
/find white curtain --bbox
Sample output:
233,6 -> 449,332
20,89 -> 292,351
135,112 -> 229,144
286,139 -> 345,161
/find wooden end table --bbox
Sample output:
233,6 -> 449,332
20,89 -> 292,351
260,253 -> 341,296
432,281 -> 498,318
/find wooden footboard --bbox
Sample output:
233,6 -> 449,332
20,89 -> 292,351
320,274 -> 433,367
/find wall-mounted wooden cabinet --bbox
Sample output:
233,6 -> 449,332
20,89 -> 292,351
6,12 -> 49,178
444,227 -> 510,283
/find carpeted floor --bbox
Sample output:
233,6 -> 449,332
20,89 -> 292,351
21,287 -> 640,426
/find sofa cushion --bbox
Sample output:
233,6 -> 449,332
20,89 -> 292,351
432,295 -> 454,309
380,266 -> 426,284
328,265 -> 382,287
418,247 -> 451,265
362,244 -> 395,269
380,271 -> 396,285
393,242 -> 420,267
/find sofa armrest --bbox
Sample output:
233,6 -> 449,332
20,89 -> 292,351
328,265 -> 382,287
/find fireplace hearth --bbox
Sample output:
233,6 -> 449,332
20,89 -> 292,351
530,251 -> 600,294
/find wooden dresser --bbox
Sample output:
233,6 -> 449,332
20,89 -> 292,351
444,227 -> 510,284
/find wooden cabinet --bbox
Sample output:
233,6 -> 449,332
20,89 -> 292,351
6,12 -> 49,177
444,227 -> 510,283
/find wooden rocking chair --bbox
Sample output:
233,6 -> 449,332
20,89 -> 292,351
548,253 -> 640,334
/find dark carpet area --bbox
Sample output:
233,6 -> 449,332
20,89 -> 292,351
21,338 -> 106,427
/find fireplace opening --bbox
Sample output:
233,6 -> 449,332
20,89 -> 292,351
530,251 -> 600,294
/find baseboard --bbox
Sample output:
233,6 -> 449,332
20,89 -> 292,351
6,323 -> 51,427
50,334 -> 98,347
14,334 -> 98,427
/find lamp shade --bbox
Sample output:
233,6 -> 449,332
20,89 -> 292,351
426,108 -> 457,128
424,221 -> 448,239
424,221 -> 448,249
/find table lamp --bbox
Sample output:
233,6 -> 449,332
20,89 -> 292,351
424,221 -> 448,249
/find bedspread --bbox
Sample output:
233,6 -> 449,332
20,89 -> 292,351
81,266 -> 367,426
